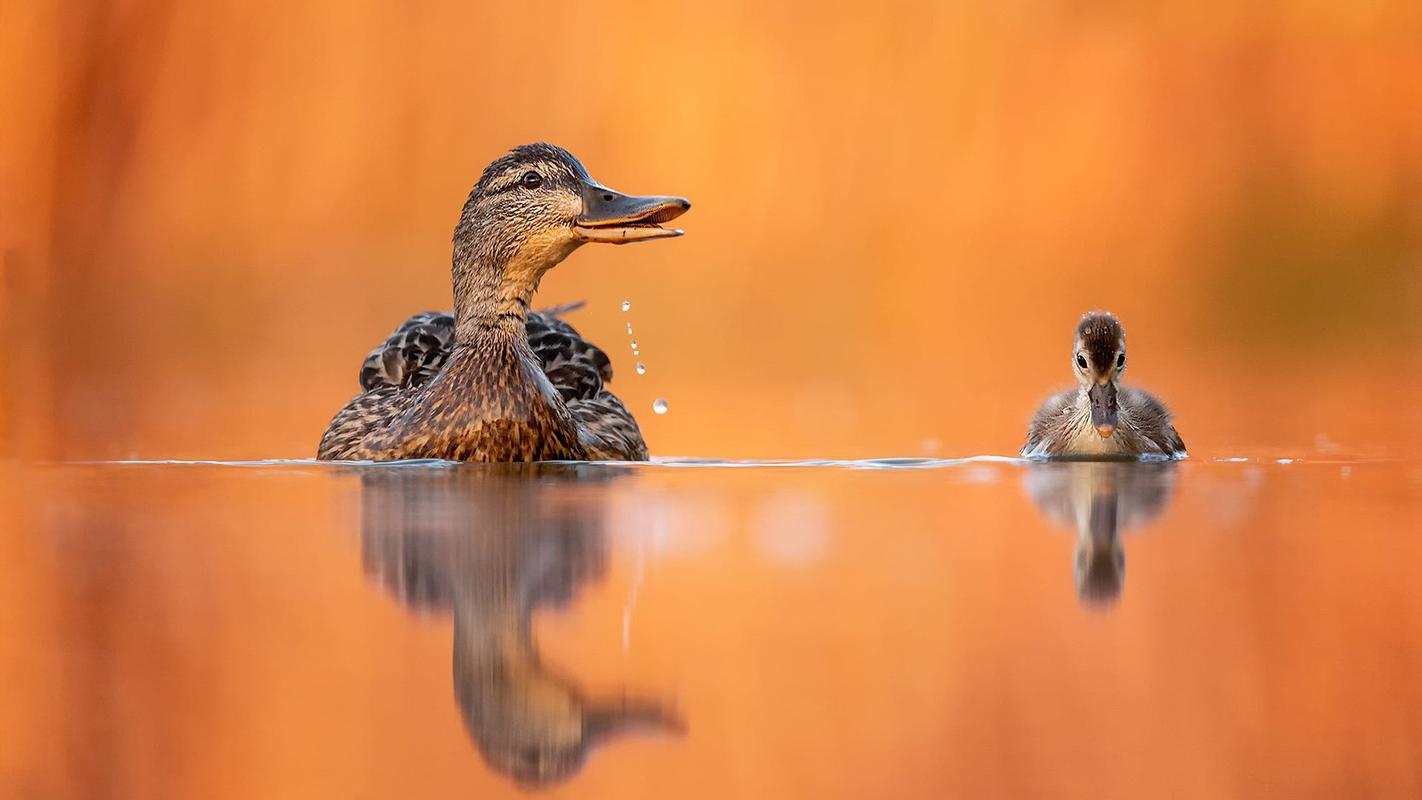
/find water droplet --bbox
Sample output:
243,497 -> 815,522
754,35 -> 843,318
635,362 -> 646,375
626,322 -> 633,335
621,300 -> 631,312
652,398 -> 668,415
629,339 -> 638,351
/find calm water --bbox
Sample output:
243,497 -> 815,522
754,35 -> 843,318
3,457 -> 1422,798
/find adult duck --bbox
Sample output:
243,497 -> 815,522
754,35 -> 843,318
318,144 -> 689,461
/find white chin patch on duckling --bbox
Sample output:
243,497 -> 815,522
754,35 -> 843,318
573,224 -> 684,244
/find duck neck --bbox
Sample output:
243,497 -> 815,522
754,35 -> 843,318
451,229 -> 581,345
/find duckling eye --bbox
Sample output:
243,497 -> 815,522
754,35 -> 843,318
520,171 -> 543,190
1116,353 -> 1126,369
1075,355 -> 1088,370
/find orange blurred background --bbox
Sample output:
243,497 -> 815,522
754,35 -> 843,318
3,0 -> 1421,461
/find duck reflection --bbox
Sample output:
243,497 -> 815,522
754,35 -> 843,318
358,464 -> 682,788
1023,461 -> 1178,608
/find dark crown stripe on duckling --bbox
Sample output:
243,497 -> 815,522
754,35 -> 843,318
1076,312 -> 1123,368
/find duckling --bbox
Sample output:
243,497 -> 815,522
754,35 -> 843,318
317,143 -> 690,462
1022,312 -> 1186,459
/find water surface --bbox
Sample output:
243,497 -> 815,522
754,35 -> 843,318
3,458 -> 1421,798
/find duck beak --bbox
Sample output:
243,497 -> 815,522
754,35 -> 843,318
574,182 -> 690,244
1088,380 -> 1118,438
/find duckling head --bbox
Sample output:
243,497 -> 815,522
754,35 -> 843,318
1072,312 -> 1127,438
452,144 -> 689,300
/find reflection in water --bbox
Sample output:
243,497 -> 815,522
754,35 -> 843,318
357,464 -> 682,788
1024,462 -> 1178,608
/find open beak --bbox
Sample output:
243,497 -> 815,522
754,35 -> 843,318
573,181 -> 690,244
1088,380 -> 1118,438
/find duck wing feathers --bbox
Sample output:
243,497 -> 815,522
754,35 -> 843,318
332,304 -> 646,461
359,311 -> 456,391
358,305 -> 613,402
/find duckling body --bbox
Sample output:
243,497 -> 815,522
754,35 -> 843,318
1022,313 -> 1186,459
1023,384 -> 1184,458
316,144 -> 689,462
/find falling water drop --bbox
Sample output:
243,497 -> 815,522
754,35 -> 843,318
622,304 -> 649,383
652,398 -> 669,415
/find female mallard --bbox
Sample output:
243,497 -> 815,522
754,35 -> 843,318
318,144 -> 690,462
1021,312 -> 1186,459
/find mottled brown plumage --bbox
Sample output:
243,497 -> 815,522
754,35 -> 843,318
317,144 -> 689,462
1022,312 -> 1186,459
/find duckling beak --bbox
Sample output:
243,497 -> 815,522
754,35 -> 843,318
1088,380 -> 1118,438
574,182 -> 690,244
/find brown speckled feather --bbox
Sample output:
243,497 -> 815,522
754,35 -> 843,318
357,308 -> 611,398
319,307 -> 647,461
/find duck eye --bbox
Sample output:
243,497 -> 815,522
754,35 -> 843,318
520,171 -> 542,189
1116,353 -> 1125,369
1075,355 -> 1088,370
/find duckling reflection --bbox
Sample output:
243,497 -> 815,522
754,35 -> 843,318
358,464 -> 682,788
1023,461 -> 1178,607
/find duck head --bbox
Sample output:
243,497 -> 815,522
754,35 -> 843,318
454,143 -> 688,270
451,143 -> 689,336
1071,312 -> 1127,438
